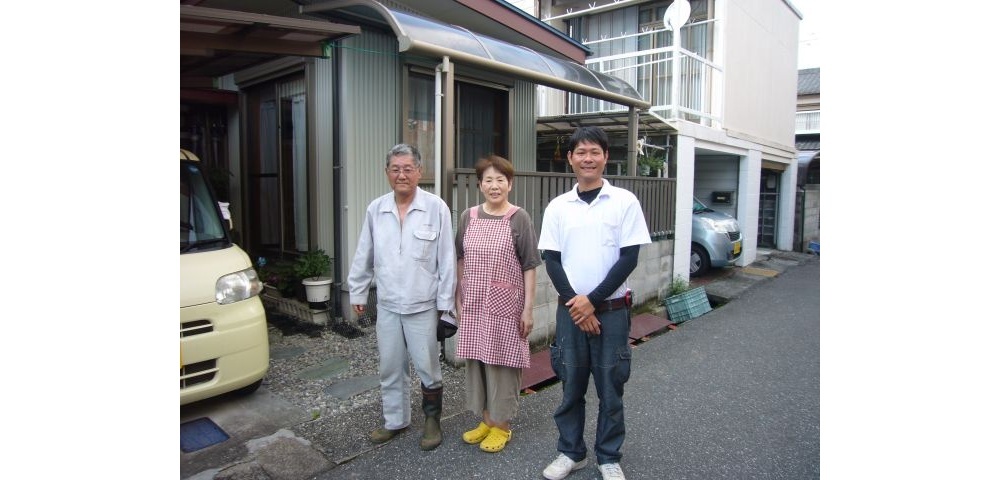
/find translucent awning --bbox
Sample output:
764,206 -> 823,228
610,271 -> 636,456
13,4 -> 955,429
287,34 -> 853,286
797,150 -> 820,186
302,0 -> 649,109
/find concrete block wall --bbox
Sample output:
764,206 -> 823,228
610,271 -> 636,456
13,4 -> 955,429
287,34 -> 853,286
800,185 -> 820,250
443,238 -> 674,365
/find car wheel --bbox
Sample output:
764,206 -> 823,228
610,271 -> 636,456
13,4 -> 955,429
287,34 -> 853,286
690,244 -> 710,277
231,378 -> 264,397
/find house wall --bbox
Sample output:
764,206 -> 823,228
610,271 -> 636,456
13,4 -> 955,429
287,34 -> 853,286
720,0 -> 799,148
443,237 -> 674,364
672,134 -> 697,281
511,80 -> 539,172
336,29 -> 403,316
505,0 -> 535,15
799,183 -> 819,250
736,148 -> 761,265
776,155 -> 797,250
311,57 -> 337,257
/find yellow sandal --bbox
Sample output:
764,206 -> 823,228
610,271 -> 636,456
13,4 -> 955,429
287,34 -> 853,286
463,422 -> 491,444
479,427 -> 512,453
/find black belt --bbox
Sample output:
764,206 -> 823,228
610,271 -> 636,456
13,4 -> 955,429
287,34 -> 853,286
559,296 -> 629,313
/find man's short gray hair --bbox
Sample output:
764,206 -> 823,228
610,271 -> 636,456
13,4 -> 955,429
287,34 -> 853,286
385,143 -> 422,169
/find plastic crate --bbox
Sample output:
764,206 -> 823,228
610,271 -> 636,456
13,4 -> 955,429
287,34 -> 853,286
807,241 -> 820,255
663,286 -> 712,323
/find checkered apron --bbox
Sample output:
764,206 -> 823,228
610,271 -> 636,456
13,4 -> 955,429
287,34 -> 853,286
456,206 -> 530,369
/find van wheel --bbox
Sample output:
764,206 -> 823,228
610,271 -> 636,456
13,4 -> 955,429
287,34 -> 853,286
232,378 -> 263,397
690,244 -> 710,277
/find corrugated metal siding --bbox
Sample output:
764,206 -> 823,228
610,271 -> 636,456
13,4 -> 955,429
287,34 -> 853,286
276,77 -> 305,99
338,29 -> 402,284
311,57 -> 336,255
510,80 -> 537,173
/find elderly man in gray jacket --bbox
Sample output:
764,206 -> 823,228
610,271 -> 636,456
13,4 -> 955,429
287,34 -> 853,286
348,143 -> 456,451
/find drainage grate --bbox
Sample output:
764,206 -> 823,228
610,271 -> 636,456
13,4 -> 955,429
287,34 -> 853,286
180,417 -> 230,453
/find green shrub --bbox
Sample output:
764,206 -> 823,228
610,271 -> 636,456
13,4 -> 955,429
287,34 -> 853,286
294,249 -> 332,280
257,259 -> 297,297
667,275 -> 690,297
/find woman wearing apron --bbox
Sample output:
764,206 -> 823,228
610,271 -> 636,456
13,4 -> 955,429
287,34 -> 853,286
455,155 -> 541,453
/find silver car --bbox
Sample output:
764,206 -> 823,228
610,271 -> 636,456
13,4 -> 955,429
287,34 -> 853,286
690,197 -> 743,277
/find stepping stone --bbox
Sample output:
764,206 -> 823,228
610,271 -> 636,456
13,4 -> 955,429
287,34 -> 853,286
743,266 -> 779,277
323,375 -> 381,399
270,346 -> 306,360
297,356 -> 350,381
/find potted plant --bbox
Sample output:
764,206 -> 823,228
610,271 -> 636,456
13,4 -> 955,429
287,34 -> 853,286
294,249 -> 333,305
663,275 -> 711,324
638,152 -> 664,177
257,258 -> 298,298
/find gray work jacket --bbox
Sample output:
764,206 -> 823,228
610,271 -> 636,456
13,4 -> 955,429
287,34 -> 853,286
348,188 -> 456,314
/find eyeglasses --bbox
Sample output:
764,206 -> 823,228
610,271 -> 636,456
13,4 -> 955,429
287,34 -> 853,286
387,166 -> 418,175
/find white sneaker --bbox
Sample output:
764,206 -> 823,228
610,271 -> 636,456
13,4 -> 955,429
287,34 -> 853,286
543,453 -> 588,480
599,463 -> 626,480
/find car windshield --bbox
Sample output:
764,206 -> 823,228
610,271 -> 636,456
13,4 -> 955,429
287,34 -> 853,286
693,197 -> 710,213
181,161 -> 229,253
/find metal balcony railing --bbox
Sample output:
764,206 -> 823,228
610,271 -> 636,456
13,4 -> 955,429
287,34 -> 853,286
796,111 -> 820,134
567,22 -> 722,127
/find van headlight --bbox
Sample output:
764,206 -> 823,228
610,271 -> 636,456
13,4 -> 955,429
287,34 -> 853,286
216,267 -> 264,305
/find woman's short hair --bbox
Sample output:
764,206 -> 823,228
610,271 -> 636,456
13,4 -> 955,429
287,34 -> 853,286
474,154 -> 515,182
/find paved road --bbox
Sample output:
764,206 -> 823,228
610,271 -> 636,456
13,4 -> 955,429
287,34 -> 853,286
320,259 -> 820,479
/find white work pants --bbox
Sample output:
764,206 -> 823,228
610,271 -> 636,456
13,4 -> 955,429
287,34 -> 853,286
375,306 -> 443,429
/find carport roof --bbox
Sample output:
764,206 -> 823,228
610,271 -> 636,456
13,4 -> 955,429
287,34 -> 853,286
536,111 -> 675,140
181,5 -> 361,86
797,150 -> 819,186
301,0 -> 649,109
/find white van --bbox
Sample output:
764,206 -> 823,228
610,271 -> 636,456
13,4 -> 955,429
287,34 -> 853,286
181,149 -> 269,405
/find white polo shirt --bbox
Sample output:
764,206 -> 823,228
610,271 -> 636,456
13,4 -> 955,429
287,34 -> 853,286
538,179 -> 652,300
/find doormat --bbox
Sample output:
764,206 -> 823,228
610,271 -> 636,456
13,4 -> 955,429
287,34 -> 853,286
180,417 -> 230,453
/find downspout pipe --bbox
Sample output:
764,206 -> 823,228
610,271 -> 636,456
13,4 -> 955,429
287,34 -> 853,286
435,57 -> 450,197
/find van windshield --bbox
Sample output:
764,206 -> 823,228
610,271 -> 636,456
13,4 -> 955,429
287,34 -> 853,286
181,161 -> 229,253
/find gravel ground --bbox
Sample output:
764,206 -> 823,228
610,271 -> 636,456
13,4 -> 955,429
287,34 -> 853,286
260,313 -> 470,465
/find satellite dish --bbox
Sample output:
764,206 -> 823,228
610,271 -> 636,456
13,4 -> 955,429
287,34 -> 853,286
663,0 -> 691,32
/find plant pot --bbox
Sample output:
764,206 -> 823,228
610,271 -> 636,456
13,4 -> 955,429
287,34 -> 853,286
663,286 -> 711,324
302,276 -> 333,303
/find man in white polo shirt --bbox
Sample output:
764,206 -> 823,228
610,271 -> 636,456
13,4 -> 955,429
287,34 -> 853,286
537,126 -> 652,480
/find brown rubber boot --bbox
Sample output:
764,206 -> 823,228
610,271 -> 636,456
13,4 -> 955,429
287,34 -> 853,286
370,426 -> 407,444
419,384 -> 443,451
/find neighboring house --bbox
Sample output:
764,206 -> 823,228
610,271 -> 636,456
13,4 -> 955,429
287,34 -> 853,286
523,0 -> 802,277
794,66 -> 820,252
179,0 -> 803,354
